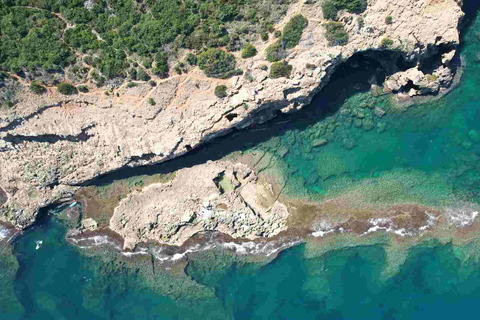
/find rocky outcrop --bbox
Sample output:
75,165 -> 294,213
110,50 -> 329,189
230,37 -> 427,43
109,161 -> 289,249
0,0 -> 465,229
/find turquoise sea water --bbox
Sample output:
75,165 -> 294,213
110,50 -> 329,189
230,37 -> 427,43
2,6 -> 480,320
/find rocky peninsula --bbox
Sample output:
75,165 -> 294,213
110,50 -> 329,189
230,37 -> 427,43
0,0 -> 470,253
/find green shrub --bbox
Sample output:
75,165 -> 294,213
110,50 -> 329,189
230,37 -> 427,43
266,41 -> 286,62
261,32 -> 269,41
282,15 -> 309,48
385,16 -> 393,24
147,98 -> 156,105
30,82 -> 46,95
270,61 -> 293,79
77,85 -> 89,93
241,43 -> 258,58
174,62 -> 187,74
127,82 -> 137,88
142,58 -> 153,69
137,68 -> 151,81
198,48 -> 237,79
57,82 -> 77,95
214,85 -> 228,98
324,22 -> 348,46
380,37 -> 394,48
274,30 -> 282,38
149,80 -> 157,87
91,69 -> 105,87
358,17 -> 364,28
154,52 -> 169,78
322,0 -> 367,20
186,52 -> 197,66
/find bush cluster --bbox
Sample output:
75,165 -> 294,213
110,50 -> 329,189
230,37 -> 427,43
77,85 -> 89,93
282,15 -> 309,48
30,82 -> 46,95
269,61 -> 293,79
57,82 -> 77,95
322,0 -> 367,20
324,22 -> 348,46
214,85 -> 228,98
380,38 -> 394,48
0,0 -> 291,83
185,53 -> 197,66
265,14 -> 307,62
241,43 -> 258,59
198,48 -> 237,79
266,42 -> 286,62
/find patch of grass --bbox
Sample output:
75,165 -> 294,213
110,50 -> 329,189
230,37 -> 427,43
215,85 -> 228,98
261,32 -> 269,41
426,74 -> 438,82
147,98 -> 156,105
241,43 -> 258,59
324,22 -> 348,46
270,61 -> 293,79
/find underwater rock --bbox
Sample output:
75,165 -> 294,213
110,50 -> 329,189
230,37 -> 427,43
341,137 -> 357,150
277,146 -> 290,158
363,119 -> 375,131
354,118 -> 363,128
468,130 -> 480,143
377,122 -> 386,133
312,139 -> 328,147
374,107 -> 386,118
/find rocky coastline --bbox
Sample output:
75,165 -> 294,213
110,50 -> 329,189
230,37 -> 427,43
1,0 -> 479,276
0,0 -> 466,234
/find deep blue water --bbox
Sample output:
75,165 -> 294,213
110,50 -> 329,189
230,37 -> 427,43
1,5 -> 480,320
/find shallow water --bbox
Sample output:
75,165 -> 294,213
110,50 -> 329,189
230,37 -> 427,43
2,6 -> 480,320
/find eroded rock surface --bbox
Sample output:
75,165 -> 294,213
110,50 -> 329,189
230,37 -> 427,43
0,0 -> 465,228
109,161 -> 288,249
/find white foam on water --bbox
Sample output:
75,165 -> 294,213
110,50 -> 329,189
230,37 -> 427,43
223,240 -> 302,257
311,229 -> 335,237
69,235 -> 122,251
121,251 -> 150,257
0,226 -> 8,241
445,206 -> 479,227
360,218 -> 414,237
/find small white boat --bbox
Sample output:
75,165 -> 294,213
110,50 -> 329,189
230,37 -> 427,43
35,240 -> 43,250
